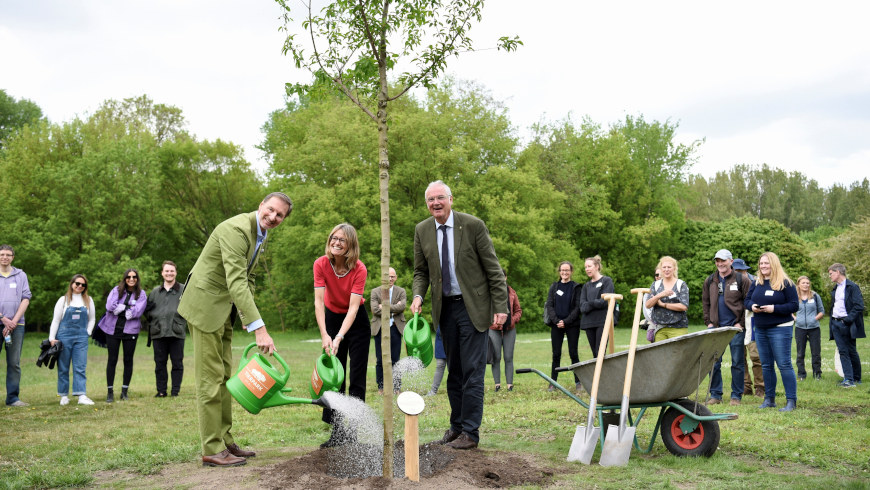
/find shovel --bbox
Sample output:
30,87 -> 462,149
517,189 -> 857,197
600,288 -> 649,466
568,293 -> 622,464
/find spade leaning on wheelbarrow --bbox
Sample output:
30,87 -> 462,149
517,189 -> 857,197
517,288 -> 738,464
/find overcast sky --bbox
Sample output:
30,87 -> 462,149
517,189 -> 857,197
2,0 -> 868,187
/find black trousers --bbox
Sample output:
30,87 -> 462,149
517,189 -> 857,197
153,337 -> 185,395
550,326 -> 580,383
441,297 -> 487,442
106,335 -> 137,388
373,323 -> 403,390
584,325 -> 604,358
322,305 -> 371,424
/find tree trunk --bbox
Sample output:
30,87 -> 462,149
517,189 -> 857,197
377,74 -> 394,479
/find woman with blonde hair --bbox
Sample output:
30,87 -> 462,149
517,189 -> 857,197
578,255 -> 615,356
645,256 -> 689,341
794,276 -> 824,381
49,274 -> 97,405
745,252 -> 799,411
314,223 -> 370,447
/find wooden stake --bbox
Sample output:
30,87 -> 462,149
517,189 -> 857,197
404,413 -> 419,481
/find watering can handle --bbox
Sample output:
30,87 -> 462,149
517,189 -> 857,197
240,342 -> 290,384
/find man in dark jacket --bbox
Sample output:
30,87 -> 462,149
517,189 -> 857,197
702,249 -> 749,406
146,261 -> 187,397
827,263 -> 865,388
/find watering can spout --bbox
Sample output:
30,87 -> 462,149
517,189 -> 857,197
312,397 -> 330,409
260,388 -> 325,409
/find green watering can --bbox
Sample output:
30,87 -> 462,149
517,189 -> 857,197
310,348 -> 345,398
227,343 -> 329,414
403,313 -> 434,367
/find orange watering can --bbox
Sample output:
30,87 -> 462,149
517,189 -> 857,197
227,343 -> 329,414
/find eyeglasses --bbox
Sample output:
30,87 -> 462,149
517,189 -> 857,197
126,275 -> 138,280
73,281 -> 87,288
654,274 -> 661,278
329,236 -> 347,244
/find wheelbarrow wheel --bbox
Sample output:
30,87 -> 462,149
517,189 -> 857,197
660,399 -> 720,457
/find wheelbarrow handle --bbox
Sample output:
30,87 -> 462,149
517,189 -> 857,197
515,368 -> 532,374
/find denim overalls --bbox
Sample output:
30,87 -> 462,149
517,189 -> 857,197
57,304 -> 89,396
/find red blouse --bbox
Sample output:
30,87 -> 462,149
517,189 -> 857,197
313,255 -> 367,314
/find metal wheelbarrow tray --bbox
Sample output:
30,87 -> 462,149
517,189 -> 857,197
564,327 -> 741,405
518,327 -> 741,458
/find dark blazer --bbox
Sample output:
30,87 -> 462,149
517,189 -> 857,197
370,285 -> 408,335
178,211 -> 263,331
412,211 -> 508,332
829,279 -> 866,340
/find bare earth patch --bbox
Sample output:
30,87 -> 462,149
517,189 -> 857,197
95,444 -> 556,489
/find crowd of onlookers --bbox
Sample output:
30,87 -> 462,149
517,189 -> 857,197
542,249 -> 865,413
2,250 -> 187,407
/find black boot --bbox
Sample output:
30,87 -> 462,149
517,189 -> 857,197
120,388 -> 129,401
106,388 -> 114,403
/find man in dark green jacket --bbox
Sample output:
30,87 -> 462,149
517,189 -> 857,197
147,260 -> 187,398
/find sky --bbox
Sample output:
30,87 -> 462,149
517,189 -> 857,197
2,0 -> 869,188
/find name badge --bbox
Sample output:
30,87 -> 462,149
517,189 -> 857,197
72,315 -> 80,320
8,283 -> 16,288
595,282 -> 602,288
729,284 -> 738,291
808,299 -> 815,304
765,290 -> 775,296
668,292 -> 677,299
556,290 -> 564,296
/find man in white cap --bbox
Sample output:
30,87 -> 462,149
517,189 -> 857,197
702,249 -> 750,406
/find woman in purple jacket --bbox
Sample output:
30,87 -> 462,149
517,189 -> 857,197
98,269 -> 147,402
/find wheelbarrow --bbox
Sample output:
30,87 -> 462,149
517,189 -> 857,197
517,327 -> 740,457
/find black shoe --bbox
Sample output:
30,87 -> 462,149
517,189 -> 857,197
495,385 -> 501,392
106,389 -> 114,403
171,392 -> 179,397
155,392 -> 167,398
120,389 -> 129,401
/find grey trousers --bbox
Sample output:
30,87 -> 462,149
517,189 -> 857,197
488,328 -> 516,385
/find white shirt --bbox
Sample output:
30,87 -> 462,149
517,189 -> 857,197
434,211 -> 461,296
49,293 -> 96,341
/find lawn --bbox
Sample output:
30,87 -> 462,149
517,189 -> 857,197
1,322 -> 868,489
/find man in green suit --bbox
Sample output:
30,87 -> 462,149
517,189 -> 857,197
411,180 -> 508,450
178,192 -> 292,467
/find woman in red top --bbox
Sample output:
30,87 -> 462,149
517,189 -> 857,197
314,223 -> 370,447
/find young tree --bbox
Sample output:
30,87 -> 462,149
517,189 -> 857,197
275,0 -> 520,475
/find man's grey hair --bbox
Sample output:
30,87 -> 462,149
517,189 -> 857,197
425,180 -> 452,201
828,263 -> 847,276
262,192 -> 293,212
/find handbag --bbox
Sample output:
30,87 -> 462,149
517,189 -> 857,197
91,313 -> 108,348
646,325 -> 656,343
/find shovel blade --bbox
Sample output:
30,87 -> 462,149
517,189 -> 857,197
567,424 -> 600,464
599,425 -> 636,467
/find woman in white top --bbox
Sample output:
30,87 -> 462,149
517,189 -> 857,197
49,274 -> 96,405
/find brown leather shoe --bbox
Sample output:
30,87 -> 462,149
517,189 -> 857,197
434,428 -> 461,445
706,397 -> 721,405
730,398 -> 741,406
755,388 -> 765,398
226,443 -> 256,458
446,433 -> 478,450
202,449 -> 246,467
743,388 -> 753,396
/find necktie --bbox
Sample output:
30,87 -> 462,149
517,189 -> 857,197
440,224 -> 451,297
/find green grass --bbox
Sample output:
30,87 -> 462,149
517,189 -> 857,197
2,323 -> 868,489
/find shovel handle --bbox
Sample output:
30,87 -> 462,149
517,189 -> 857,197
589,294 -> 622,402
622,288 -> 651,397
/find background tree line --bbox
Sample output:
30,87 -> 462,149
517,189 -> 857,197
2,86 -> 868,332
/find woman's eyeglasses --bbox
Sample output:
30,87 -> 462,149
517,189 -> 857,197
329,236 -> 347,245
654,274 -> 661,278
126,275 -> 138,280
73,281 -> 87,288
